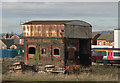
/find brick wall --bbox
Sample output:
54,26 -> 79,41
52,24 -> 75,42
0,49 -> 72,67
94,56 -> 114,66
23,24 -> 64,37
24,38 -> 64,66
23,24 -> 91,66
97,40 -> 114,47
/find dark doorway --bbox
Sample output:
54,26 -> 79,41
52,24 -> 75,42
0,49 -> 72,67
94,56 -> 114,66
29,47 -> 35,54
79,39 -> 90,66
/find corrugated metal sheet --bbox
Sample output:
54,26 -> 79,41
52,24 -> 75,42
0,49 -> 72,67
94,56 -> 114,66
65,20 -> 92,27
23,20 -> 92,27
65,25 -> 92,38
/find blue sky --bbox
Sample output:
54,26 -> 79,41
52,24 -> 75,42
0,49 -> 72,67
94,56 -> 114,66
1,2 -> 118,34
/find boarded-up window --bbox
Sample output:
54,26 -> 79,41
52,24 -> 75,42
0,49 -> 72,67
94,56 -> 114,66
68,48 -> 75,59
29,47 -> 35,54
54,49 -> 59,55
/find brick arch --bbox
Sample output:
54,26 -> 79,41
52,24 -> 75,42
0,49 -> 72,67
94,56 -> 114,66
67,46 -> 77,51
53,47 -> 60,60
54,47 -> 60,50
53,46 -> 60,52
28,45 -> 36,59
28,45 -> 36,48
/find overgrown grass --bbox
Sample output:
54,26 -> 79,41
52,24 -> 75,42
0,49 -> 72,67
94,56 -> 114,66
2,71 -> 118,81
2,59 -> 13,74
2,66 -> 118,81
1,58 -> 119,81
90,65 -> 118,75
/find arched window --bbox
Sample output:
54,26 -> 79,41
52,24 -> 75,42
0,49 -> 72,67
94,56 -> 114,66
99,42 -> 101,45
54,49 -> 59,55
42,48 -> 46,55
29,47 -> 35,54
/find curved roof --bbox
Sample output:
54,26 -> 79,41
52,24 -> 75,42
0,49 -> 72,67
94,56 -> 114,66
22,20 -> 92,27
65,20 -> 92,27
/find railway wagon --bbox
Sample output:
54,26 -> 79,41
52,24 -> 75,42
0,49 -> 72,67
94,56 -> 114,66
103,48 -> 120,64
92,47 -> 120,64
92,48 -> 105,62
91,45 -> 112,62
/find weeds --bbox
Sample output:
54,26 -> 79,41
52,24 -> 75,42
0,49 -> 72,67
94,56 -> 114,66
2,58 -> 119,81
2,68 -> 118,81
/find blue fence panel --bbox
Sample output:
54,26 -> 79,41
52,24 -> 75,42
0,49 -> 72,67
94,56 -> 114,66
0,49 -> 24,58
8,49 -> 13,58
2,49 -> 11,58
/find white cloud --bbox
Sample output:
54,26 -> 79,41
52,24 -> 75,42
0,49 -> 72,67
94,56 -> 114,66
2,2 -> 118,17
1,2 -> 118,34
2,2 -> 57,9
2,2 -> 118,11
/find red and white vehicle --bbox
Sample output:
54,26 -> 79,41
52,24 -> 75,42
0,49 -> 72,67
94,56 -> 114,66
92,45 -> 120,64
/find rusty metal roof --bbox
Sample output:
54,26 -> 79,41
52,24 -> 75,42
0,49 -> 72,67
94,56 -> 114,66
22,20 -> 71,25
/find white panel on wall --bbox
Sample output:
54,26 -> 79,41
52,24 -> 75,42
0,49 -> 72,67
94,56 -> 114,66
114,29 -> 120,48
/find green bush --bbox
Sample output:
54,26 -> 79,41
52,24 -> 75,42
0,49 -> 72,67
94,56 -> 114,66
34,48 -> 40,65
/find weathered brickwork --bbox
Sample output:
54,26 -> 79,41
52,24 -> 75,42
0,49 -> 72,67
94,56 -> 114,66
24,38 -> 64,66
23,24 -> 64,37
23,20 -> 92,66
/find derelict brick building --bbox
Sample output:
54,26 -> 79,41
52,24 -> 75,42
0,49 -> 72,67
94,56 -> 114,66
22,20 -> 92,66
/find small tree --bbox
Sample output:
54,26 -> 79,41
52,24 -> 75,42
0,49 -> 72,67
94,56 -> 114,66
34,47 -> 39,65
